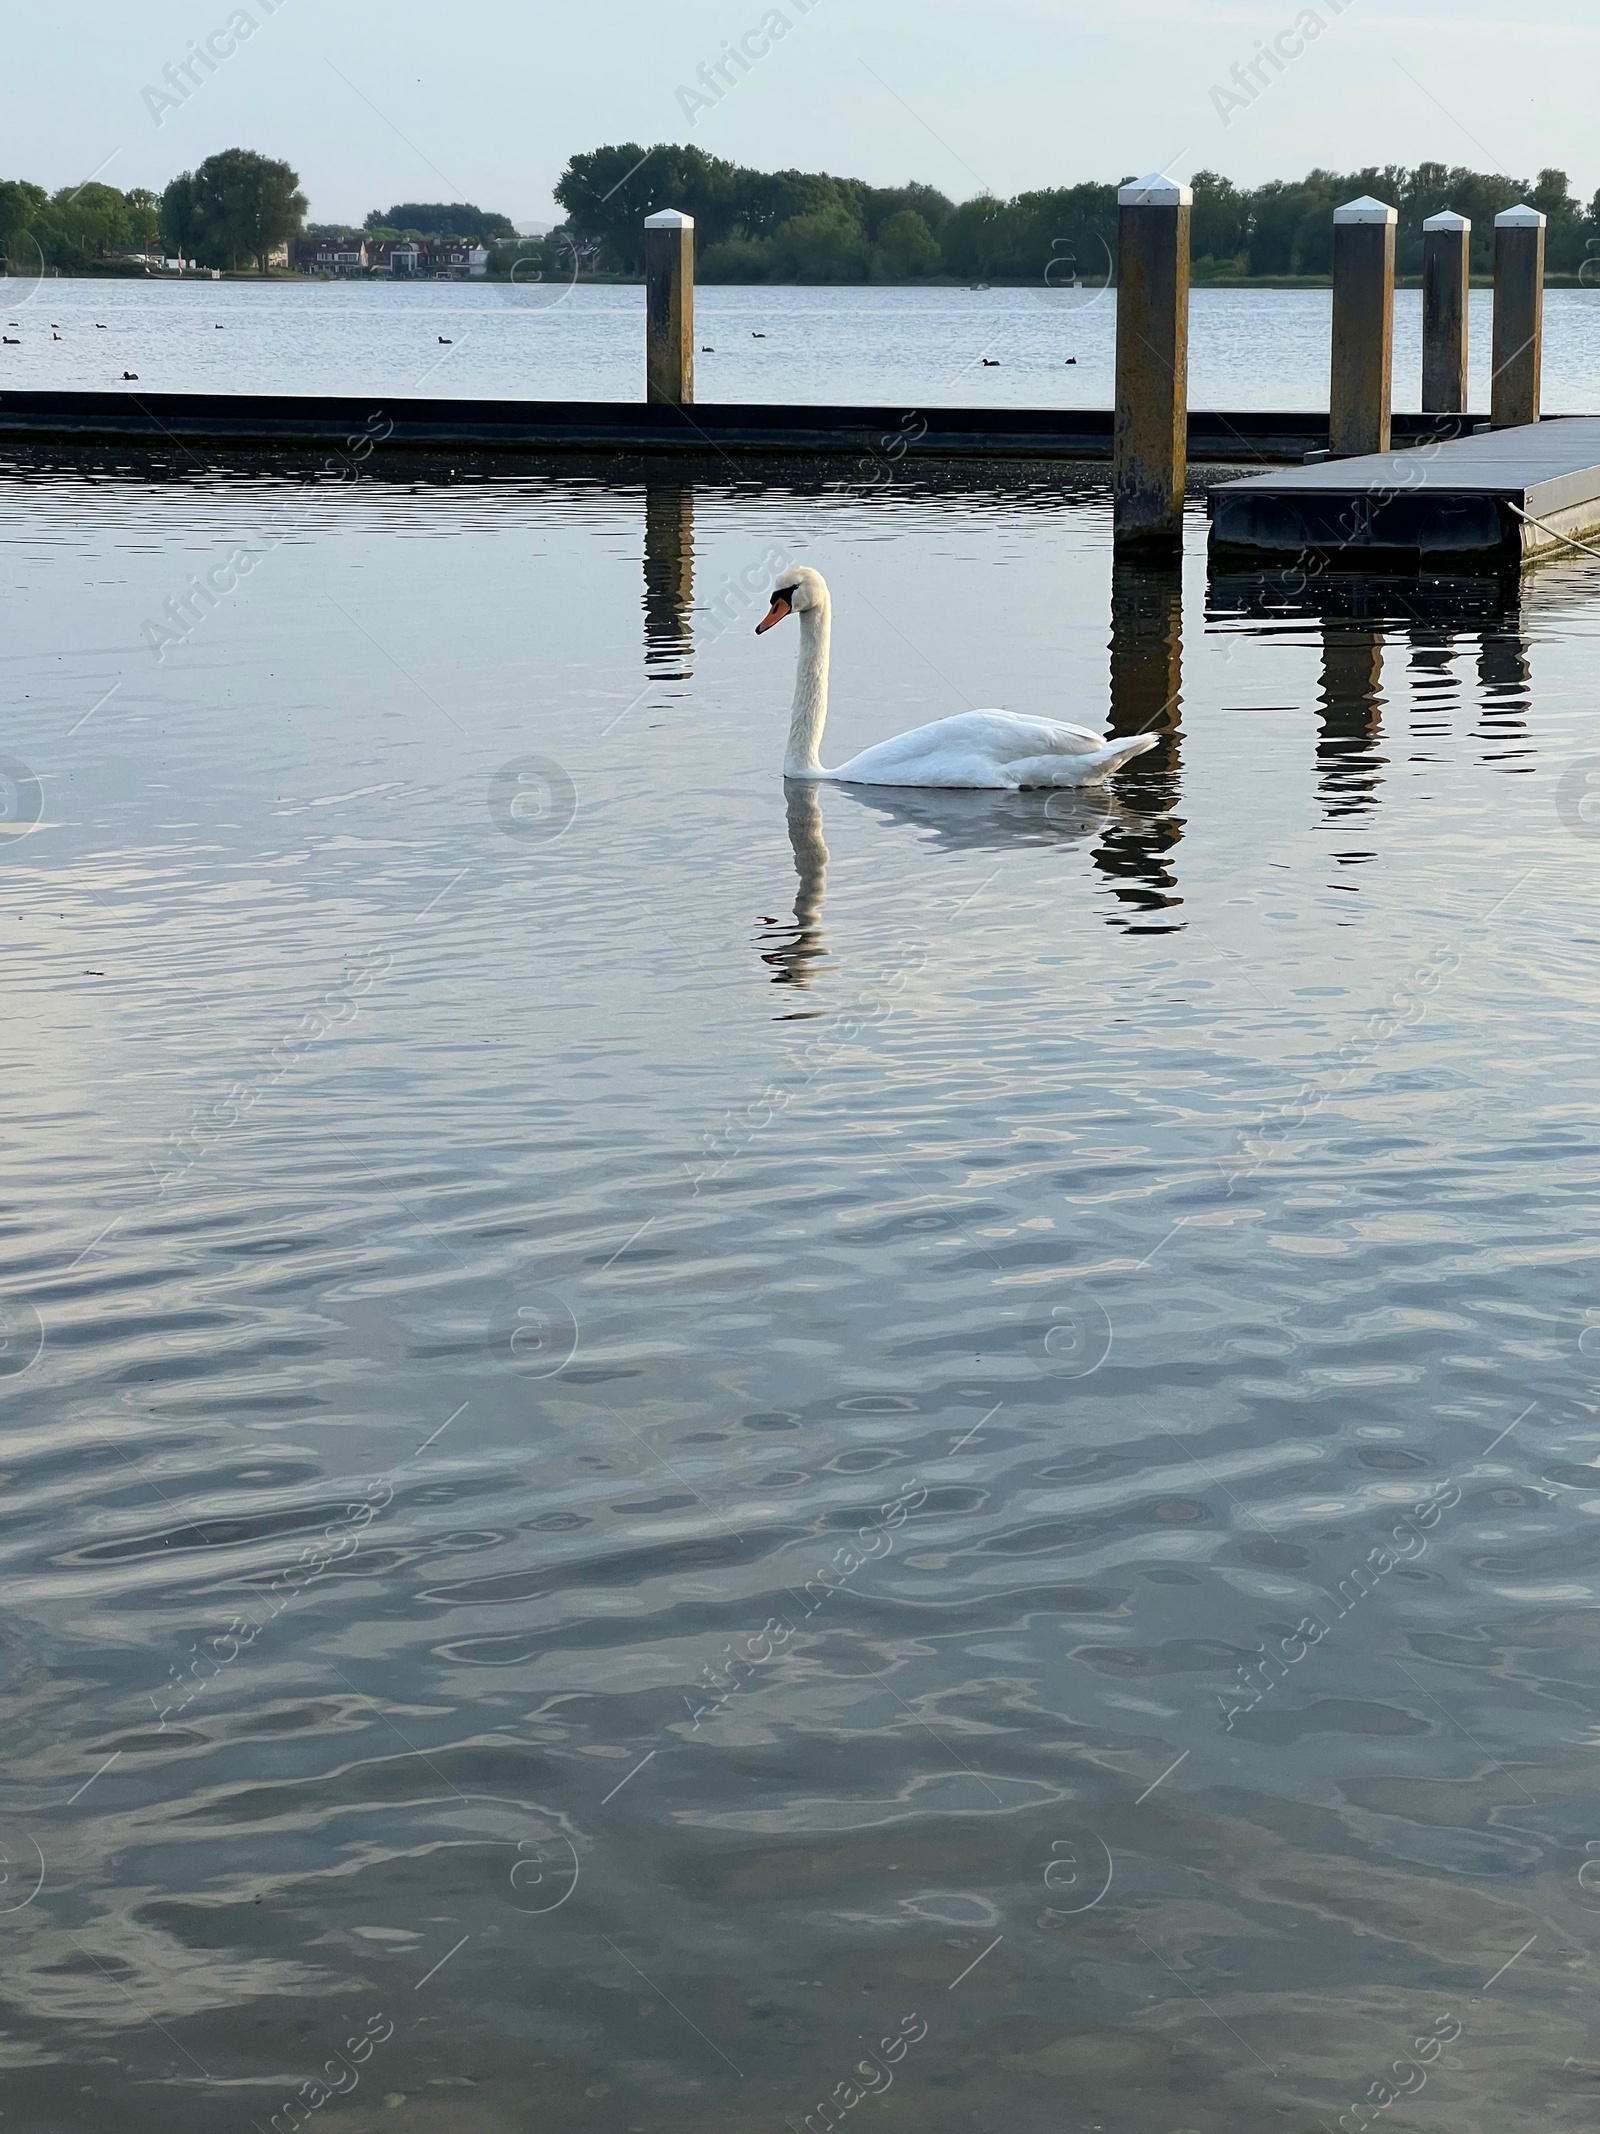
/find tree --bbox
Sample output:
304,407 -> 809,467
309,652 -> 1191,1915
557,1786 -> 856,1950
159,171 -> 203,261
41,183 -> 136,269
1532,168 -> 1585,273
1190,172 -> 1249,268
0,180 -> 46,272
767,206 -> 869,282
125,187 -> 161,251
698,234 -> 775,282
858,182 -> 954,242
937,193 -> 1012,281
365,201 -> 515,240
556,142 -> 739,271
164,149 -> 306,273
871,210 -> 940,280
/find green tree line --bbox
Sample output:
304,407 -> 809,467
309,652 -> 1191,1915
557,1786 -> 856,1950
0,149 -> 308,276
556,143 -> 1600,282
0,181 -> 162,274
0,162 -> 531,278
7,145 -> 1598,284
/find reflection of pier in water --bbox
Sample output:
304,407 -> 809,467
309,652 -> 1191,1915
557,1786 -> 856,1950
1097,559 -> 1185,931
1209,568 -> 1539,815
1473,617 -> 1533,769
1317,621 -> 1386,819
643,482 -> 695,678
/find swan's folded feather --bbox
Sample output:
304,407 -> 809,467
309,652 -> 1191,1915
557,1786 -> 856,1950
828,710 -> 1152,789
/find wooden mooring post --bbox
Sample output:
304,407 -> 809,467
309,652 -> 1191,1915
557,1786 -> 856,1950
644,209 -> 695,406
1113,174 -> 1191,556
1330,196 -> 1396,458
1421,210 -> 1470,415
1492,204 -> 1545,429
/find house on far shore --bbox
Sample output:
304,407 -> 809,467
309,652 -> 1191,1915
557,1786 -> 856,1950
298,237 -> 489,280
298,237 -> 369,277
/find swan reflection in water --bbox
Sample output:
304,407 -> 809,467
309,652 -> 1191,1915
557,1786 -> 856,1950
758,778 -> 1160,994
833,779 -> 1132,853
757,782 -> 832,995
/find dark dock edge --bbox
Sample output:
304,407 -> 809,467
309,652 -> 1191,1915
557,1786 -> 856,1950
0,390 -> 1500,466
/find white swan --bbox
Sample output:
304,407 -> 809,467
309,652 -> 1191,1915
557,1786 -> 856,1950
755,566 -> 1158,789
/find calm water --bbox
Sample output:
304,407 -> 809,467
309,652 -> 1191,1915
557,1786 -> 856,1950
3,276 -> 1600,410
3,455 -> 1600,2134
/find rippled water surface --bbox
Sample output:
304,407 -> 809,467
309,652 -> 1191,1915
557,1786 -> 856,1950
4,276 -> 1600,410
4,458 -> 1600,2132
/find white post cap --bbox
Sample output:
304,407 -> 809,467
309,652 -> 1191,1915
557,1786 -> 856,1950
1495,203 -> 1545,228
1117,174 -> 1193,207
1422,209 -> 1471,232
1334,196 -> 1398,225
644,209 -> 694,230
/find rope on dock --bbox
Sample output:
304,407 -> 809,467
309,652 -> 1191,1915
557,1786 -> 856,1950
1508,502 -> 1600,564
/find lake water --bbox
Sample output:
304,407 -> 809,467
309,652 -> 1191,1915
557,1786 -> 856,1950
3,447 -> 1600,2133
3,275 -> 1600,410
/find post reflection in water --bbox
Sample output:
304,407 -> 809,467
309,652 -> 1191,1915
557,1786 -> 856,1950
1404,610 -> 1459,748
1096,557 -> 1185,931
642,482 -> 695,678
1474,613 -> 1535,769
1402,603 -> 1533,772
1316,619 -> 1387,819
1210,566 -> 1537,821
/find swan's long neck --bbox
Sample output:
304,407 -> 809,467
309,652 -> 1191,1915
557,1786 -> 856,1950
784,595 -> 831,779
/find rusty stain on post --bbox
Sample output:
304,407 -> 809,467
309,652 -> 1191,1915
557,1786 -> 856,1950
1421,210 -> 1470,416
1492,204 -> 1545,430
644,209 -> 694,406
1330,196 -> 1396,459
1113,174 -> 1191,555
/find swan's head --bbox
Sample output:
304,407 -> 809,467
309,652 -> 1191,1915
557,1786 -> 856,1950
756,566 -> 827,634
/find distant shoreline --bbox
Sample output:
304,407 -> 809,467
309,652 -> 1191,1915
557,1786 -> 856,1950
8,268 -> 1597,291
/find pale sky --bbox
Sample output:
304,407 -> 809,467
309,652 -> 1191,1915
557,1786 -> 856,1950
4,0 -> 1596,226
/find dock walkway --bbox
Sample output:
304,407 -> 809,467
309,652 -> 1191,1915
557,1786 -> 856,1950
1207,417 -> 1600,568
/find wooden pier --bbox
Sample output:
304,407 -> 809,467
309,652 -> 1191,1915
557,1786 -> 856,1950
0,388 -> 1487,467
1207,417 -> 1600,569
0,188 -> 1579,571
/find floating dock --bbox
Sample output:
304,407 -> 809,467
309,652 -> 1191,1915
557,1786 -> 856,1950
1207,416 -> 1600,568
0,388 -> 1480,467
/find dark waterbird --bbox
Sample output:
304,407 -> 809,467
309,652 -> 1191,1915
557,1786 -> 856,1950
122,371 -> 138,379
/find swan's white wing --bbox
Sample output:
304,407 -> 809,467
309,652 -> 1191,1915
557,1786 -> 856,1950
829,710 -> 1124,790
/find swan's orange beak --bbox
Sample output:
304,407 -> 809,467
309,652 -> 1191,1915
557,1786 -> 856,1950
756,591 -> 793,634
